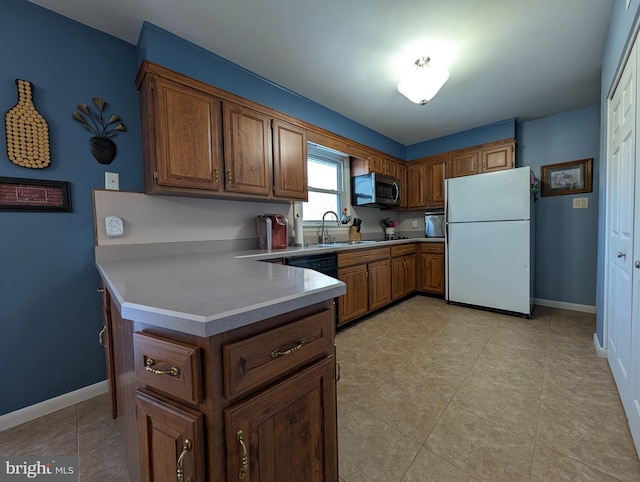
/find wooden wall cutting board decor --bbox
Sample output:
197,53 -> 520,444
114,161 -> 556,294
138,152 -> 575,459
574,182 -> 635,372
5,79 -> 51,169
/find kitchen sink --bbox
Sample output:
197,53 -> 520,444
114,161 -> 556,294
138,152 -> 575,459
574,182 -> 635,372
317,240 -> 377,247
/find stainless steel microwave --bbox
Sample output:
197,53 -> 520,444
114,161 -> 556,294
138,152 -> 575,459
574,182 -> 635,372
352,173 -> 401,207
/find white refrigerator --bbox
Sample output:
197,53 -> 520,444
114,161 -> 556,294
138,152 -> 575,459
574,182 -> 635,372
445,166 -> 535,316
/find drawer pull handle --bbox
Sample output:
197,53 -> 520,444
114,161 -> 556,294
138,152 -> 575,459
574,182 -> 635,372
145,358 -> 180,376
271,338 -> 305,358
176,438 -> 191,482
237,430 -> 248,479
98,327 -> 106,347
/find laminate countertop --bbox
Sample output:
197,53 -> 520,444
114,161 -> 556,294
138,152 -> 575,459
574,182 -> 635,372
95,237 -> 444,337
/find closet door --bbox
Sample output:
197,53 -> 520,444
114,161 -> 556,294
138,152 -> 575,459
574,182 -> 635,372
607,41 -> 636,411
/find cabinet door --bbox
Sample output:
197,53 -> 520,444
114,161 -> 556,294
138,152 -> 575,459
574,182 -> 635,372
369,259 -> 391,311
272,119 -> 308,200
223,102 -> 272,195
391,257 -> 406,301
225,357 -> 337,482
421,253 -> 445,294
384,159 -> 397,178
137,391 -> 205,482
369,154 -> 386,174
451,150 -> 479,178
337,264 -> 369,324
396,162 -> 408,208
407,161 -> 426,208
405,254 -> 417,294
152,76 -> 223,190
99,287 -> 117,419
426,157 -> 448,209
481,143 -> 514,173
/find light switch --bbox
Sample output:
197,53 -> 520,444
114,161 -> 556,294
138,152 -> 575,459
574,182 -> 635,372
573,197 -> 588,209
105,172 -> 119,190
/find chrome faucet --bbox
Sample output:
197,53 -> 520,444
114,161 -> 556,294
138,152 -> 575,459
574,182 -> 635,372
320,210 -> 340,244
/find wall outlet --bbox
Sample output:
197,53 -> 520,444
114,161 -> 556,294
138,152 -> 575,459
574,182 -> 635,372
573,197 -> 588,209
411,219 -> 419,229
105,172 -> 119,190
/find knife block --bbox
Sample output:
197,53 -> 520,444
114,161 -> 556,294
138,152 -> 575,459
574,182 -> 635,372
349,226 -> 362,242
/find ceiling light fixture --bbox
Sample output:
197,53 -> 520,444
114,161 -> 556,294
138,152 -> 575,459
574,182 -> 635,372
397,56 -> 449,105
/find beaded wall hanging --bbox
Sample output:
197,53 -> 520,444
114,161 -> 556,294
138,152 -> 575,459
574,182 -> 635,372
5,79 -> 51,169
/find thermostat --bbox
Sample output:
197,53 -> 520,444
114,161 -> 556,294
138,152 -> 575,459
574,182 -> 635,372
105,215 -> 124,237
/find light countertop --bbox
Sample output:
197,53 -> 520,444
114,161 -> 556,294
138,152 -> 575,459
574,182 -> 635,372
96,237 -> 443,337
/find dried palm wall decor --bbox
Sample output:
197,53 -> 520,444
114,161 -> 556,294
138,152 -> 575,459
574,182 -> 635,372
5,79 -> 51,169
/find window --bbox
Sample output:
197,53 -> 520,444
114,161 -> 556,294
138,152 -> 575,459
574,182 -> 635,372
302,144 -> 349,222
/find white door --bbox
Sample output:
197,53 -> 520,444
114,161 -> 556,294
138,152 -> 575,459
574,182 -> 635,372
446,220 -> 531,315
607,41 -> 637,413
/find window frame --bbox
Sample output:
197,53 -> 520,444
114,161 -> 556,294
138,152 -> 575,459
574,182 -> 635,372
302,143 -> 351,225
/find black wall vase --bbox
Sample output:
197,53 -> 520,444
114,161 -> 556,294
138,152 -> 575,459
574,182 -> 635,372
89,136 -> 116,164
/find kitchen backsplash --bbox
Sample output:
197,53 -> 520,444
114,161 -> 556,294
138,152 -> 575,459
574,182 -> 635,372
93,190 -> 427,247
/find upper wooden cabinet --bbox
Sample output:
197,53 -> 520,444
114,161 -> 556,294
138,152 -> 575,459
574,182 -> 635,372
425,155 -> 449,209
136,62 -> 307,202
481,142 -> 514,173
351,153 -> 398,178
450,139 -> 515,178
407,161 -> 427,209
223,102 -> 272,196
396,162 -> 408,208
451,149 -> 478,178
272,119 -> 308,200
140,74 -> 223,192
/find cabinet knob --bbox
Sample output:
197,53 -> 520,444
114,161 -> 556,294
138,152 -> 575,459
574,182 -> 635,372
227,169 -> 234,186
270,338 -> 305,358
617,251 -> 626,259
98,326 -> 106,347
635,260 -> 640,269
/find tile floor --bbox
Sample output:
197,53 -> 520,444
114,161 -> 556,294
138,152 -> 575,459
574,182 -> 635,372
1,297 -> 639,481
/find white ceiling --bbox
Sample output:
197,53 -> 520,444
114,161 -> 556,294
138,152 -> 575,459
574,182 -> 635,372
29,0 -> 615,146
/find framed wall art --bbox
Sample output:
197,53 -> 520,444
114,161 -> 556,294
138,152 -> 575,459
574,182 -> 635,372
0,177 -> 72,212
540,158 -> 593,197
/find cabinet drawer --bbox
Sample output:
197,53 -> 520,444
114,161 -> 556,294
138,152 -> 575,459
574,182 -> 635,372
391,243 -> 416,257
421,243 -> 444,254
338,247 -> 390,268
134,332 -> 202,404
223,308 -> 334,400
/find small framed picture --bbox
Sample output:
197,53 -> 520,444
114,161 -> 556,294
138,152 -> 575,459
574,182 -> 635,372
540,158 -> 593,197
0,177 -> 72,212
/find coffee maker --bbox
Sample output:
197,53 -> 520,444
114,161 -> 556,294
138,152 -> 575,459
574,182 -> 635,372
256,214 -> 288,250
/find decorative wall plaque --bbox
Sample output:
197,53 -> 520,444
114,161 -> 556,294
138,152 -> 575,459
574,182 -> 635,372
5,79 -> 51,169
0,177 -> 71,212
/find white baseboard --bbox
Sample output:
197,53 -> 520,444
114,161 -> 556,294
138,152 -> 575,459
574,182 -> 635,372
593,333 -> 607,358
0,380 -> 108,432
534,298 -> 596,314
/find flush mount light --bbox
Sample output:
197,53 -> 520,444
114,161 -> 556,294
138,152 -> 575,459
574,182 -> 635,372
397,56 -> 449,105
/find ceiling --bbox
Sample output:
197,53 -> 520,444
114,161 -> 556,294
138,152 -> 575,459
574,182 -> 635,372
29,0 -> 615,146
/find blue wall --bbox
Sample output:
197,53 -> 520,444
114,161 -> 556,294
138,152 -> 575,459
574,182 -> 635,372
518,105 -> 600,306
406,119 -> 517,160
138,23 -> 406,160
0,0 -> 143,415
596,0 -> 640,345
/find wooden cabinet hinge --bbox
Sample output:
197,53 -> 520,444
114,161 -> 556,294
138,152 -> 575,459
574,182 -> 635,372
150,79 -> 154,92
154,170 -> 158,180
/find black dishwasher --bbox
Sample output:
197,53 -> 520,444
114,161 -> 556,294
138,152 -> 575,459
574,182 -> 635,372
286,253 -> 338,278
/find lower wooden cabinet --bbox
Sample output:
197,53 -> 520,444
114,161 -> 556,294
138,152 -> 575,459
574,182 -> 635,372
107,294 -> 338,482
225,357 -> 337,481
391,244 -> 417,301
420,243 -> 445,295
136,390 -> 205,482
337,247 -> 391,326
